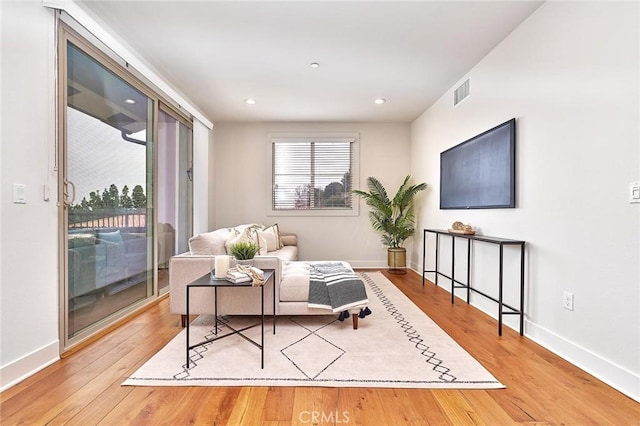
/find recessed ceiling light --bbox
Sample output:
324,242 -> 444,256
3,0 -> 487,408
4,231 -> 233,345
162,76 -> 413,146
310,62 -> 320,69
374,98 -> 386,105
124,98 -> 136,104
244,98 -> 256,105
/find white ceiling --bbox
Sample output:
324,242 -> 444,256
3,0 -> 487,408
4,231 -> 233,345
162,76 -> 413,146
77,1 -> 543,123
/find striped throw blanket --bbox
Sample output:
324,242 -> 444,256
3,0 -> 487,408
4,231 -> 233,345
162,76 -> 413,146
308,263 -> 369,312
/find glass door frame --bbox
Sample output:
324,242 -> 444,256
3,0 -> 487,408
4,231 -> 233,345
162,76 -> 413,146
157,102 -> 193,295
57,24 -> 183,352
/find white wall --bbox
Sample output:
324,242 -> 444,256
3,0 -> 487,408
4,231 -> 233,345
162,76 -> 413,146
410,1 -> 639,400
213,122 -> 412,267
193,119 -> 211,234
0,1 -> 60,390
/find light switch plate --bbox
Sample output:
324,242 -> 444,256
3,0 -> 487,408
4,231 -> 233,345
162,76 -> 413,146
13,184 -> 26,204
630,182 -> 640,203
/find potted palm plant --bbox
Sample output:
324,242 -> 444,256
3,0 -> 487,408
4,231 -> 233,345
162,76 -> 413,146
353,175 -> 427,274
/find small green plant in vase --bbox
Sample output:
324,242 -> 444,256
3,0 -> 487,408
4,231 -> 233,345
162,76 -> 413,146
230,241 -> 259,266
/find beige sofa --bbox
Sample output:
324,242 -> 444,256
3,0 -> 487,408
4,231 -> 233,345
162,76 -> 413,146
169,224 -> 299,325
170,224 -> 365,327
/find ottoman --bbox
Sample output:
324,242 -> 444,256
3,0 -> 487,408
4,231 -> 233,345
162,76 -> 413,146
279,261 -> 367,329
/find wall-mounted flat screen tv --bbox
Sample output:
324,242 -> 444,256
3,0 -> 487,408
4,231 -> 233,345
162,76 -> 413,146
440,118 -> 516,209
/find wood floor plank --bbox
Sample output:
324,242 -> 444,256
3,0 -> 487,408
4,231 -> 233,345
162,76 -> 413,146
262,386 -> 295,422
377,389 -> 451,425
291,387 -> 339,425
336,387 -> 394,425
2,269 -> 639,426
186,387 -> 243,425
400,389 -> 455,425
460,390 -> 518,425
227,387 -> 270,425
432,389 -> 486,426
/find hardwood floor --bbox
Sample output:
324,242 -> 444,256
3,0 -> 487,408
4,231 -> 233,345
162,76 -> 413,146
2,270 -> 638,425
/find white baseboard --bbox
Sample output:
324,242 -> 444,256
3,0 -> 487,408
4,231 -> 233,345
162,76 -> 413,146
525,321 -> 639,403
413,264 -> 639,402
348,260 -> 388,269
0,340 -> 59,392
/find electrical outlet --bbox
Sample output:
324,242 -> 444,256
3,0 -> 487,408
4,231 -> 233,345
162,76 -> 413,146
563,291 -> 574,311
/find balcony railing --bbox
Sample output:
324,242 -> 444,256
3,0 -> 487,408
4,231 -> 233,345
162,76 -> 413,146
69,208 -> 147,230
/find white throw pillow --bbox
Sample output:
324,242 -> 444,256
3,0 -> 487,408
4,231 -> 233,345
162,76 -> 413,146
258,223 -> 281,252
188,228 -> 233,255
225,226 -> 267,256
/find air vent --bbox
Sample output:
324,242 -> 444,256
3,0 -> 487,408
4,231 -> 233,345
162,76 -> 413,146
454,79 -> 470,106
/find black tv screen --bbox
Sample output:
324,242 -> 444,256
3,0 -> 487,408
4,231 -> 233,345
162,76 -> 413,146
440,118 -> 516,209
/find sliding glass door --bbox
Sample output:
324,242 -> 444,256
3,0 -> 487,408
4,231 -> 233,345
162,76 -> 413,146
61,35 -> 155,344
157,107 -> 193,293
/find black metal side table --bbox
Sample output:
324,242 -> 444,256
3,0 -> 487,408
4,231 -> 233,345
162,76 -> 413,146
185,269 -> 275,369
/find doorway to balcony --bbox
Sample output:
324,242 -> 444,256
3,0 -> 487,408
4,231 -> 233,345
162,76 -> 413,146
59,27 -> 194,351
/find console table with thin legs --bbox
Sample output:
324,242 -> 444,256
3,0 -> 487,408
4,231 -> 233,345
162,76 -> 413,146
422,229 -> 526,336
185,269 -> 275,369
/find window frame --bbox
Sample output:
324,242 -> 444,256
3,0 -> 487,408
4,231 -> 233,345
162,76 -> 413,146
267,132 -> 360,217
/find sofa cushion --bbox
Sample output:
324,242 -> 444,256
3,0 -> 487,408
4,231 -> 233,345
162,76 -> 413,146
189,228 -> 233,255
280,261 -> 355,303
280,261 -> 311,302
263,245 -> 297,262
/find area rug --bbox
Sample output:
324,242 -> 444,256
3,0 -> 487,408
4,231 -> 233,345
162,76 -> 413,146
123,272 -> 504,389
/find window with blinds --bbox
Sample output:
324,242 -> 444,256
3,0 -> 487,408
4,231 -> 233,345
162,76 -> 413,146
272,137 -> 354,211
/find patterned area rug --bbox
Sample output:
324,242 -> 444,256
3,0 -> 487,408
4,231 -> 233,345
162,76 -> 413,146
123,272 -> 504,388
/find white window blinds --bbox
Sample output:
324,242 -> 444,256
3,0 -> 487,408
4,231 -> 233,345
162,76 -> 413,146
272,138 -> 354,211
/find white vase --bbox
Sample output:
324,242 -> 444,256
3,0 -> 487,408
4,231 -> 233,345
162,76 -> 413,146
234,258 -> 254,268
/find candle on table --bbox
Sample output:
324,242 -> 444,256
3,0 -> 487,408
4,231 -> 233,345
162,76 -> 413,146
214,255 -> 230,278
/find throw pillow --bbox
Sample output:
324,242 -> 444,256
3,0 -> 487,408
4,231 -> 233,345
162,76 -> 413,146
258,223 -> 282,251
225,226 -> 267,256
188,234 -> 208,255
188,228 -> 233,255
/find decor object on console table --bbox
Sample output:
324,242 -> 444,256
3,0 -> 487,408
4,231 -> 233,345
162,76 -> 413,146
353,175 -> 427,274
229,241 -> 259,267
448,221 -> 475,235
